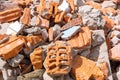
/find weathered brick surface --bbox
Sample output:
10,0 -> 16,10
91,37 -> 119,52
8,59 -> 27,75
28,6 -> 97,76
30,48 -> 43,70
45,41 -> 72,76
0,8 -> 21,23
71,55 -> 104,80
61,18 -> 82,31
68,27 -> 91,49
0,36 -> 24,60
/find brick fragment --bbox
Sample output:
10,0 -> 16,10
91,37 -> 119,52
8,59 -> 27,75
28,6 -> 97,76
68,27 -> 91,49
86,1 -> 101,9
30,48 -> 43,70
102,16 -> 116,29
61,18 -> 82,31
67,0 -> 75,13
21,8 -> 31,25
45,41 -> 72,76
54,11 -> 65,23
48,27 -> 54,42
109,43 -> 120,61
71,55 -> 104,80
0,36 -> 24,60
10,0 -> 32,6
39,16 -> 49,29
0,8 -> 21,23
112,0 -> 120,4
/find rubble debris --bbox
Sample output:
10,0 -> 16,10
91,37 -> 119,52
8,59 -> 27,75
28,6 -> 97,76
109,43 -> 120,61
21,8 -> 31,26
68,27 -> 91,49
30,47 -> 43,70
45,41 -> 72,76
6,21 -> 23,35
61,18 -> 82,31
1,0 -> 120,79
71,55 -> 104,80
7,54 -> 24,67
61,26 -> 80,40
17,69 -> 45,80
79,5 -> 105,29
0,36 -> 24,60
0,7 -> 22,23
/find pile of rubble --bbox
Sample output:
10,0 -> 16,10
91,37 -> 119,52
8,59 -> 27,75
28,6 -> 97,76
0,0 -> 120,80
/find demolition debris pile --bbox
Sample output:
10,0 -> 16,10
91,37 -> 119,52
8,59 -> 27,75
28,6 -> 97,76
0,0 -> 120,80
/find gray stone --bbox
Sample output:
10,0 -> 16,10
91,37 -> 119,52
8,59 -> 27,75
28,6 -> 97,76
79,5 -> 105,29
0,58 -> 20,80
80,49 -> 90,57
43,72 -> 54,80
113,25 -> 120,31
17,69 -> 45,80
30,16 -> 37,26
24,27 -> 41,35
41,29 -> 48,41
92,30 -> 105,47
102,1 -> 117,9
111,36 -> 120,47
7,54 -> 24,67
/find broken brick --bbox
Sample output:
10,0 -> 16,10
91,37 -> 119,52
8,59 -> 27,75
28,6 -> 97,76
0,36 -> 24,60
68,27 -> 91,49
85,1 -> 101,9
109,43 -> 120,61
36,0 -> 46,14
45,41 -> 72,76
39,16 -> 49,29
48,27 -> 54,42
0,8 -> 22,23
112,0 -> 120,4
61,18 -> 82,31
21,8 -> 31,26
67,0 -> 75,13
30,48 -> 43,70
71,55 -> 104,80
10,0 -> 32,6
102,16 -> 116,29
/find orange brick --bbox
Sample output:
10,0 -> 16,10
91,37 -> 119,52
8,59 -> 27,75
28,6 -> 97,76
67,0 -> 75,13
39,16 -> 49,29
49,1 -> 58,16
54,11 -> 65,23
21,8 -> 31,25
86,1 -> 101,9
10,0 -> 32,6
0,36 -> 24,60
102,16 -> 116,29
61,18 -> 82,31
71,55 -> 104,80
45,41 -> 72,76
30,48 -> 42,70
36,0 -> 46,14
48,27 -> 54,42
101,7 -> 117,15
20,35 -> 43,54
68,27 -> 91,49
109,43 -> 120,61
0,8 -> 21,23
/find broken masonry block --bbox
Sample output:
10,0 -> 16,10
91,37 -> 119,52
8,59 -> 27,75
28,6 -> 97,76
0,34 -> 9,45
6,21 -> 23,36
21,8 -> 31,26
109,43 -> 120,61
39,16 -> 49,29
45,41 -> 72,76
67,0 -> 75,13
17,69 -> 45,80
112,0 -> 120,4
24,27 -> 41,35
54,11 -> 66,23
0,23 -> 9,34
30,48 -> 43,70
41,29 -> 48,41
61,26 -> 81,40
71,55 -> 104,80
61,18 -> 82,31
0,36 -> 24,60
0,57 -> 21,80
102,1 -> 117,9
7,54 -> 24,67
48,27 -> 54,42
0,7 -> 22,23
89,30 -> 113,80
91,30 -> 105,47
20,35 -> 43,55
85,1 -> 101,9
68,27 -> 91,50
36,0 -> 46,14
